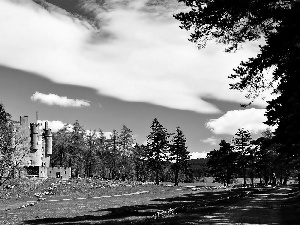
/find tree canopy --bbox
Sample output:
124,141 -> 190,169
174,0 -> 299,101
175,0 -> 300,147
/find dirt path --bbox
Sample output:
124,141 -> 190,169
195,186 -> 300,224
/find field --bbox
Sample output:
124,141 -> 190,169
1,178 -> 300,224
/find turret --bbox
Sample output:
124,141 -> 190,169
44,122 -> 52,155
30,123 -> 38,151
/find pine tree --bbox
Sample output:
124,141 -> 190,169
69,120 -> 86,177
132,143 -> 148,181
146,118 -> 170,185
169,127 -> 190,186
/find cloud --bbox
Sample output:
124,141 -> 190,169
201,137 -> 218,146
31,92 -> 90,107
37,120 -> 68,132
189,151 -> 207,159
38,121 -> 112,136
0,0 -> 269,114
206,108 -> 269,135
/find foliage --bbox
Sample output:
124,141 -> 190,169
232,128 -> 252,186
51,124 -> 72,167
169,127 -> 190,186
0,103 -> 30,186
146,118 -> 171,185
132,144 -> 148,182
175,0 -> 299,99
207,140 -> 237,186
175,0 -> 300,174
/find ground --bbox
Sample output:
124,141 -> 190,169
0,178 -> 300,224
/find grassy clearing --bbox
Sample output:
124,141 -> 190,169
0,177 -> 259,224
3,178 -> 299,224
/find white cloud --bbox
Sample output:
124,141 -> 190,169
206,108 -> 269,135
37,120 -> 68,132
201,137 -> 218,146
0,0 -> 268,114
38,121 -> 113,136
189,151 -> 207,159
31,92 -> 90,107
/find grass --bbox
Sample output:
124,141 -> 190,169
0,177 -> 250,224
1,178 -> 299,224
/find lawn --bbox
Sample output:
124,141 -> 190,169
0,177 -> 261,224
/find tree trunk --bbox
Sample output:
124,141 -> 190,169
155,169 -> 159,185
174,168 -> 179,186
243,167 -> 247,186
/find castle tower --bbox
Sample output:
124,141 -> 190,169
43,121 -> 52,167
44,121 -> 52,155
29,123 -> 43,166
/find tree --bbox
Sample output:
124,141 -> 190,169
104,129 -> 120,179
0,103 -> 13,183
175,0 -> 300,171
51,124 -> 72,167
93,129 -> 107,178
252,129 -> 278,185
207,140 -> 237,186
146,118 -> 171,185
69,120 -> 86,177
84,129 -> 98,177
0,103 -> 29,186
169,127 -> 190,186
132,143 -> 148,181
232,128 -> 252,186
118,125 -> 135,180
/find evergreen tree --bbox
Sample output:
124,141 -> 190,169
84,129 -> 98,177
169,127 -> 190,186
104,129 -> 120,179
93,129 -> 107,178
132,143 -> 148,181
232,128 -> 252,186
207,140 -> 237,186
146,118 -> 170,185
69,120 -> 86,177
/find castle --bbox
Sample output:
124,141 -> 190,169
19,116 -> 71,179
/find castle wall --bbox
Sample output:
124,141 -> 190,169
47,167 -> 71,180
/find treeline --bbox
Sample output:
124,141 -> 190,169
0,102 -> 191,186
207,128 -> 295,186
51,118 -> 190,186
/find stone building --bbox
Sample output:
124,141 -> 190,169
18,116 -> 71,179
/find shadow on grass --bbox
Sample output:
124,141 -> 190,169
279,185 -> 300,225
23,188 -> 259,225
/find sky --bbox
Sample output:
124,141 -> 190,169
0,0 -> 273,158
